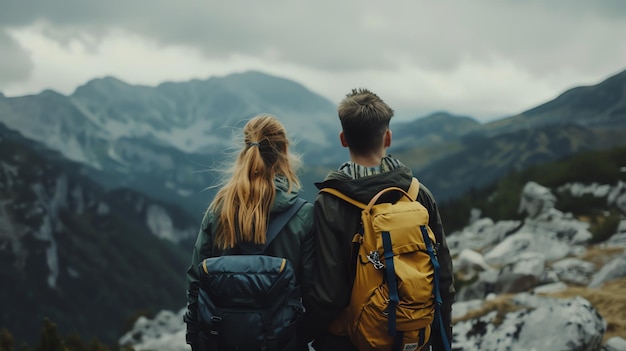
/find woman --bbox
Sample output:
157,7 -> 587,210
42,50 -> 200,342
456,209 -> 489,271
184,114 -> 315,351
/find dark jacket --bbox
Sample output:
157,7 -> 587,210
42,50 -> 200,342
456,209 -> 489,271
184,177 -> 316,350
309,166 -> 455,351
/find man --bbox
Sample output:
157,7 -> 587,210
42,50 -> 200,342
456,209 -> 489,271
309,88 -> 455,350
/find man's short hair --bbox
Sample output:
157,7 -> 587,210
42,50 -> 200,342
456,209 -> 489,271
337,88 -> 394,155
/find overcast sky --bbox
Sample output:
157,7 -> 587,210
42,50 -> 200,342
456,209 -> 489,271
1,0 -> 625,122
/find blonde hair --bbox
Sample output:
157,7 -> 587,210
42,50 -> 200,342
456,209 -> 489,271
209,114 -> 301,249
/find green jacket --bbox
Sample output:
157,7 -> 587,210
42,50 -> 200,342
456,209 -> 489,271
184,176 -> 315,347
309,166 -> 455,351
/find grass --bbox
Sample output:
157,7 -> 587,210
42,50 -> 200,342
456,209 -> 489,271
579,246 -> 625,270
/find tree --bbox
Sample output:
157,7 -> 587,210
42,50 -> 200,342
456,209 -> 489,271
33,319 -> 66,351
0,329 -> 14,351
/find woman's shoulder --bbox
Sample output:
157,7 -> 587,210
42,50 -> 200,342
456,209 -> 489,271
200,208 -> 218,231
293,200 -> 314,229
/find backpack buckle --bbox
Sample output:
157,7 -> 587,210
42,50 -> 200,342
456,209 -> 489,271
367,251 -> 384,270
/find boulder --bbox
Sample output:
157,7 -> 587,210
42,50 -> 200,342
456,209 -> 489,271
551,257 -> 596,285
119,309 -> 189,351
455,249 -> 493,280
494,273 -> 539,294
447,218 -> 520,256
499,251 -> 545,278
603,337 -> 626,351
484,232 -> 570,265
589,250 -> 626,288
608,181 -> 626,213
452,294 -> 605,351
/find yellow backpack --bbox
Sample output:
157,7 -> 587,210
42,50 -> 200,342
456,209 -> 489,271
320,178 -> 446,351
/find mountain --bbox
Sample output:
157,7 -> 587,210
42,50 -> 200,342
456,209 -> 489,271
0,71 -> 345,221
394,69 -> 626,201
2,68 -> 626,206
0,122 -> 195,345
69,71 -> 339,154
484,69 -> 626,135
392,111 -> 481,150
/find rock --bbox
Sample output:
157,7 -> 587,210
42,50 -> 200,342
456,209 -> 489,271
532,281 -> 568,294
518,182 -> 593,244
119,308 -> 189,351
604,337 -> 626,351
519,181 -> 556,218
499,251 -> 545,278
447,219 -> 521,256
603,219 -> 626,248
608,181 -> 626,213
452,294 -> 606,351
494,273 -> 539,294
559,182 -> 613,198
484,232 -> 570,265
455,249 -> 493,280
551,257 -> 596,285
452,299 -> 485,320
456,270 -> 498,302
589,251 -> 626,288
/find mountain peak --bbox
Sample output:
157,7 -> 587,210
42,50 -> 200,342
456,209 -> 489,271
214,70 -> 312,92
522,68 -> 626,118
420,111 -> 479,123
72,76 -> 133,97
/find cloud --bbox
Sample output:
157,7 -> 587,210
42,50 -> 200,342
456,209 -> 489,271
3,1 -> 626,75
0,30 -> 32,86
0,0 -> 625,120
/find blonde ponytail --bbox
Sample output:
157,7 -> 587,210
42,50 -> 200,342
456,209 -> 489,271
209,114 -> 300,249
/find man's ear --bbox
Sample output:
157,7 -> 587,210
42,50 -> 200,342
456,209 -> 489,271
384,129 -> 392,148
340,131 -> 349,148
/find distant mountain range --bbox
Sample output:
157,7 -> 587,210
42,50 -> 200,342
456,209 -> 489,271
0,71 -> 344,219
391,69 -> 626,200
1,68 -> 626,345
3,69 -> 625,208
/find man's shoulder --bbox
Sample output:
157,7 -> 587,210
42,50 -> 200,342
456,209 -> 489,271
315,170 -> 352,188
416,180 -> 436,200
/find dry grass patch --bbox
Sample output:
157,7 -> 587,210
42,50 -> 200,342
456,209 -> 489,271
452,294 -> 524,327
544,277 -> 626,342
578,246 -> 624,269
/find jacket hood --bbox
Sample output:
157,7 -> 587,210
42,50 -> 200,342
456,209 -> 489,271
272,175 -> 301,213
315,166 -> 414,205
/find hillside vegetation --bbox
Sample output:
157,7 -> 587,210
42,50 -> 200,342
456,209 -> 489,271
0,128 -> 192,346
440,146 -> 626,234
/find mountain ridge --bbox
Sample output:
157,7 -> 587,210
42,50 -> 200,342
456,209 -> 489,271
480,68 -> 626,136
2,67 -> 626,207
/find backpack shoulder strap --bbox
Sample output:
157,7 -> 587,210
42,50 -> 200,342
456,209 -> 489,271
319,188 -> 367,209
407,177 -> 420,200
264,197 -> 307,249
321,179 -> 419,209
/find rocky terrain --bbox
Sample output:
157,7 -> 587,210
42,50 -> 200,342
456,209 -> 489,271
118,181 -> 626,351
